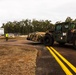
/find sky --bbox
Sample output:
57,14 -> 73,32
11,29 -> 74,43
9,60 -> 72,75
0,0 -> 76,27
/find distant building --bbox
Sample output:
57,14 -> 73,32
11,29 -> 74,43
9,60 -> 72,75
0,28 -> 4,35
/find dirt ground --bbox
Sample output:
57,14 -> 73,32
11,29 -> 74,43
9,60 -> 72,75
0,36 -> 38,75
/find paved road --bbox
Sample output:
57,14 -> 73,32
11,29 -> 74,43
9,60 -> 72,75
32,42 -> 76,75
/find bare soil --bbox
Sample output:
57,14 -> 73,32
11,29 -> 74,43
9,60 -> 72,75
0,37 -> 38,75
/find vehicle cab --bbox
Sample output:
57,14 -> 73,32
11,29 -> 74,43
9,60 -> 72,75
54,22 -> 76,44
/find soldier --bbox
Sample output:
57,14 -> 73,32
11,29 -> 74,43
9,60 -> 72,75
5,33 -> 9,41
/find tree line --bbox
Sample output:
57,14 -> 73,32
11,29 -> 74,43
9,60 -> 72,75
1,17 -> 76,35
1,19 -> 54,34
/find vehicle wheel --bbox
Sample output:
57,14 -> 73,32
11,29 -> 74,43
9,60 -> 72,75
27,37 -> 30,40
43,35 -> 54,46
73,39 -> 76,49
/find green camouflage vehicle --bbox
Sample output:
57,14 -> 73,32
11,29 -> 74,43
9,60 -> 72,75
43,22 -> 76,49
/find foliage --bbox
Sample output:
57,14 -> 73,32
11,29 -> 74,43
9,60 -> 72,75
2,19 -> 54,34
65,17 -> 73,22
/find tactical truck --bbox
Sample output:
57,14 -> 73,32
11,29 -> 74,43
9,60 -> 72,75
43,22 -> 76,49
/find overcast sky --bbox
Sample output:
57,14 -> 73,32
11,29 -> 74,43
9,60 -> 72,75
0,0 -> 76,26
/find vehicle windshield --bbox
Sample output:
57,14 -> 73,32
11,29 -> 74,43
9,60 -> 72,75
69,24 -> 75,29
56,25 -> 62,31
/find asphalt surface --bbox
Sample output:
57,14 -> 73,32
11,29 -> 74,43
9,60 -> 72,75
28,42 -> 76,75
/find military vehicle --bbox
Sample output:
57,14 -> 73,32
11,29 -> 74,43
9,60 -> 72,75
27,32 -> 45,43
27,32 -> 35,40
43,22 -> 76,49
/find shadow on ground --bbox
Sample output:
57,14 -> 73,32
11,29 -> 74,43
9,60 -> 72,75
52,43 -> 75,51
26,41 -> 75,50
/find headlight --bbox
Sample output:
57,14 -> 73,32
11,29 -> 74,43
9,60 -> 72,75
63,33 -> 66,36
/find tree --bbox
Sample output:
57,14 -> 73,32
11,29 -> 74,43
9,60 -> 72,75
73,19 -> 76,23
1,19 -> 54,34
65,17 -> 73,22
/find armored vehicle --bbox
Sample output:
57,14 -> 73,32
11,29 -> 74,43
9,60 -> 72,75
27,32 -> 45,43
43,22 -> 76,49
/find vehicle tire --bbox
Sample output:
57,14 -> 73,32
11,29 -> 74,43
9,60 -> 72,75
27,37 -> 30,40
73,39 -> 76,49
43,34 -> 54,46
